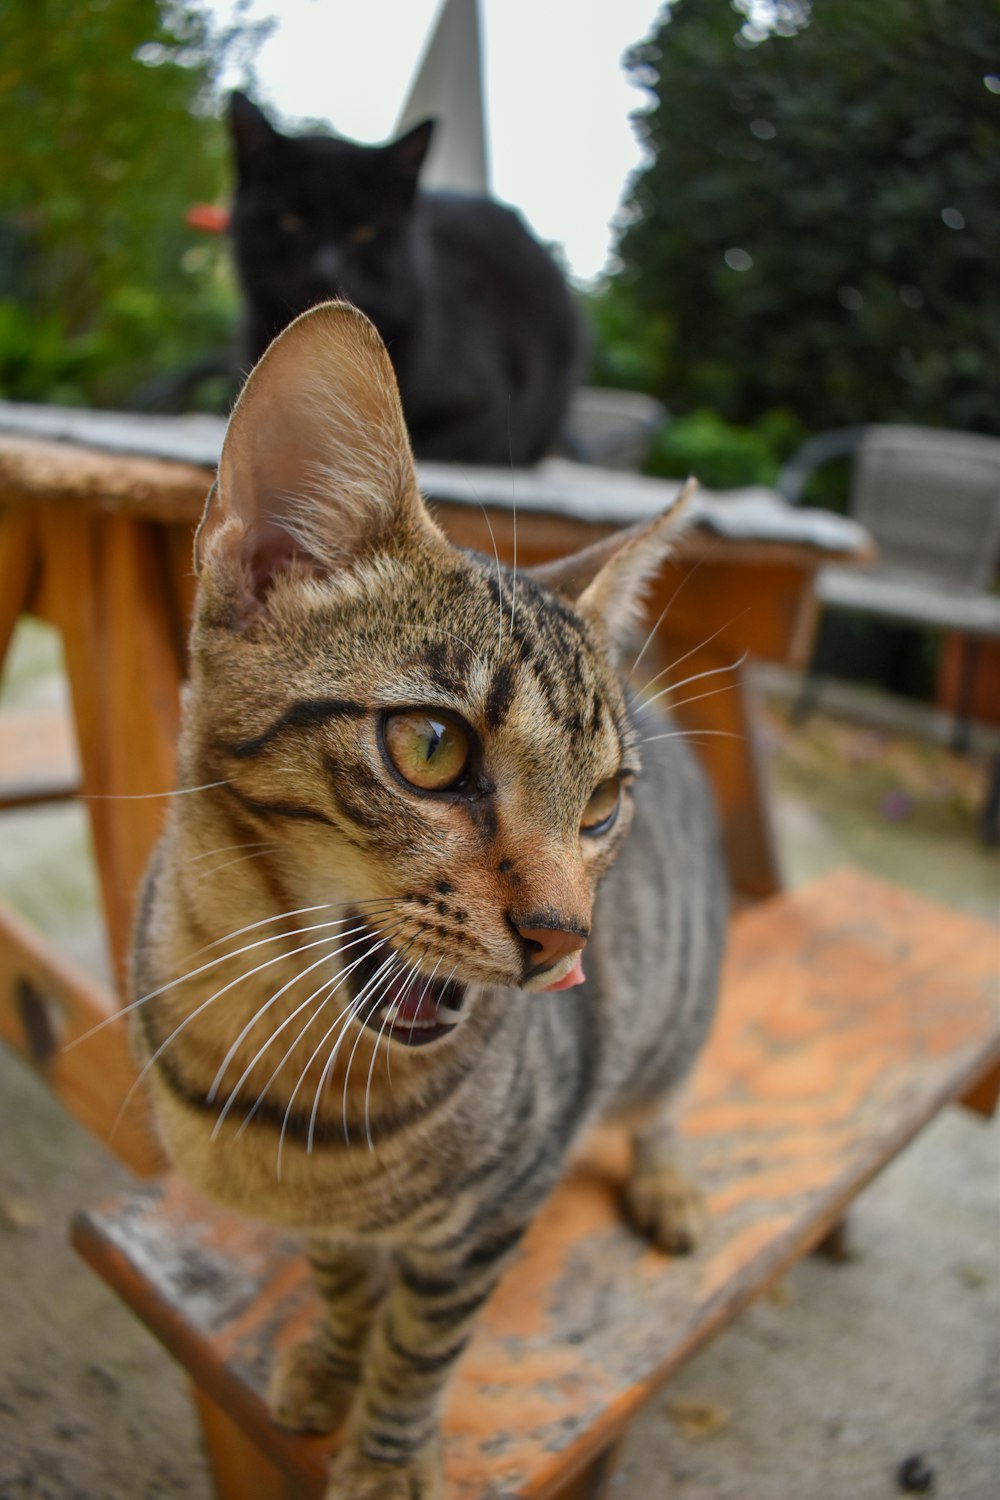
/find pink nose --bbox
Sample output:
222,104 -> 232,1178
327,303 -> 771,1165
516,923 -> 587,971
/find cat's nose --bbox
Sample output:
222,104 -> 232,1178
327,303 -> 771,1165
515,921 -> 588,972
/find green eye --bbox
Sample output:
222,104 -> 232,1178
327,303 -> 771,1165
383,711 -> 471,792
581,777 -> 620,835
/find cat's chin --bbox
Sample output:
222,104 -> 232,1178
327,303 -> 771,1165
352,922 -> 469,1049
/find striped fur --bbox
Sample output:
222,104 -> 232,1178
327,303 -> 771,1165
132,303 -> 727,1500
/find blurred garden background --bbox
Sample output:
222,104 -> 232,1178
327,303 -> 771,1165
3,0 -> 997,449
1,0 -> 998,712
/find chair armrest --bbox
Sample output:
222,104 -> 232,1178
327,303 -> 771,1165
776,426 -> 869,504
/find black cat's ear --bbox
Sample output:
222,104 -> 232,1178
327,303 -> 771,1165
387,119 -> 435,180
229,91 -> 282,161
531,480 -> 696,656
195,301 -> 443,620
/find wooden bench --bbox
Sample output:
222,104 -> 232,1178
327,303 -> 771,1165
73,870 -> 1000,1500
0,408 -> 871,1179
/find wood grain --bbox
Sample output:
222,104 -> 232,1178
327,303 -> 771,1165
73,869 -> 1000,1499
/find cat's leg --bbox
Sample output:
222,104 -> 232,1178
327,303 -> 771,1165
622,1092 -> 707,1255
269,1235 -> 389,1433
324,1223 -> 525,1500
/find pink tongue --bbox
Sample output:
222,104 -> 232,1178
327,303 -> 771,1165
386,973 -> 438,1024
539,954 -> 586,992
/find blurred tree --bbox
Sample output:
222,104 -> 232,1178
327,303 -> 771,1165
610,0 -> 1000,435
0,0 -> 262,405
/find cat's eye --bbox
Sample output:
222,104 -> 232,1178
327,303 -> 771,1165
581,777 -> 620,835
382,711 -> 471,792
350,223 -> 377,245
278,212 -> 304,234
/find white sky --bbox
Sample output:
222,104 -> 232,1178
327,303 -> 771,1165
207,0 -> 666,283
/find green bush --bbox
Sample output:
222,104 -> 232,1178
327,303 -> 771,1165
644,407 -> 806,489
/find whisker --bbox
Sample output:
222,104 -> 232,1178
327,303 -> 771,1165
190,895 -> 399,958
213,923 -> 406,1136
292,945 -> 402,1165
107,926 -> 367,1138
188,847 -> 278,885
631,518 -> 719,676
638,648 -> 746,711
236,934 -> 391,1140
65,906 -> 399,1053
645,678 -> 743,717
364,953 -> 420,1149
406,954 -> 443,1048
168,840 -> 273,873
276,984 -> 373,1177
477,501 -> 504,665
207,917 -> 408,1106
636,609 -> 750,696
81,779 -> 231,801
340,946 -> 414,1147
640,728 -> 745,746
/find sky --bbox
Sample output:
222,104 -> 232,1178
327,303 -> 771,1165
207,0 -> 667,284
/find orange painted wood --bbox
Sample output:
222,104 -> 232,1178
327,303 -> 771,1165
72,870 -> 1000,1500
0,504 -> 39,664
0,705 -> 80,808
960,1055 -> 1000,1118
35,506 -> 184,986
193,1386 -> 297,1500
0,901 -> 164,1175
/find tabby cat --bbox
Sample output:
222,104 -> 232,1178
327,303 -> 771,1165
132,301 -> 726,1500
229,91 -> 581,465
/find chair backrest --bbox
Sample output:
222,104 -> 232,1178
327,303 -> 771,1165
852,425 -> 1000,589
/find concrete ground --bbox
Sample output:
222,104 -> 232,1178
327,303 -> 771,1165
1,624 -> 997,1500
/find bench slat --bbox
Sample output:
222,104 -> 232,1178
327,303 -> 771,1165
72,869 -> 1000,1500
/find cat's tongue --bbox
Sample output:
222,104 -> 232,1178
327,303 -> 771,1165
386,972 -> 438,1024
539,955 -> 586,992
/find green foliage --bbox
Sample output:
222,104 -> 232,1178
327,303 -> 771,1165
611,0 -> 1000,435
645,405 -> 805,488
0,0 -> 257,406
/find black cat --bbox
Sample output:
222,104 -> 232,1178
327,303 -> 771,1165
228,92 -> 582,465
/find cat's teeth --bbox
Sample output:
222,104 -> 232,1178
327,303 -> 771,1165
434,1004 -> 465,1024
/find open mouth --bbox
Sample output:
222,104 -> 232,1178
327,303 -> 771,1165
351,921 -> 467,1048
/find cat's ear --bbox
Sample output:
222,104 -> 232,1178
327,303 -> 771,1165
531,480 -> 696,655
386,119 -> 435,180
229,91 -> 282,162
195,301 -> 440,616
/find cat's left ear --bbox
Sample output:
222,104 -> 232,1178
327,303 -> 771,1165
195,301 -> 442,616
531,480 -> 696,656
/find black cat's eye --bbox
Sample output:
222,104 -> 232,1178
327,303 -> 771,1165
350,223 -> 377,245
382,710 -> 471,793
278,212 -> 304,234
581,777 -> 621,836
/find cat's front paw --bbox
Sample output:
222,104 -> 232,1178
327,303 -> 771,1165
623,1160 -> 707,1255
268,1336 -> 356,1433
324,1441 -> 442,1500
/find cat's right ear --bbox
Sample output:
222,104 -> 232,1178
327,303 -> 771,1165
229,91 -> 281,162
387,120 -> 435,180
195,301 -> 441,624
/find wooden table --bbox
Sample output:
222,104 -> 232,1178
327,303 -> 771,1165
0,406 -> 872,1175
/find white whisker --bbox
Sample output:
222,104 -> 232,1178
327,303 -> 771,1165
640,728 -> 744,746
82,779 -> 231,801
636,610 -> 749,695
207,918 -> 407,1106
66,906 -> 398,1053
637,651 -> 749,715
108,925 -> 369,1139
213,923 -> 406,1136
188,847 -> 277,885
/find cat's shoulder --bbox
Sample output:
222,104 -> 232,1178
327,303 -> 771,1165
421,192 -> 557,268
